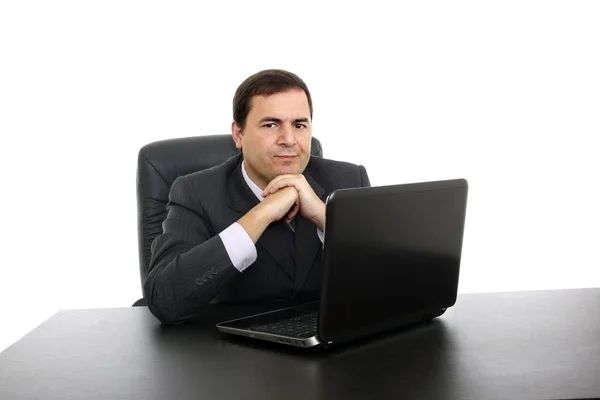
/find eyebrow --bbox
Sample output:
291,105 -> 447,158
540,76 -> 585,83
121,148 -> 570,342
259,117 -> 310,124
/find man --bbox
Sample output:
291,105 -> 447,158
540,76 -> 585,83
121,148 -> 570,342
145,69 -> 370,324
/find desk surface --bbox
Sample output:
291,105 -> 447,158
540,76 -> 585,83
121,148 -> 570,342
1,288 -> 599,400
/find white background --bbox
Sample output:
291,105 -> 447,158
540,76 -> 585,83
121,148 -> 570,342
1,1 -> 598,353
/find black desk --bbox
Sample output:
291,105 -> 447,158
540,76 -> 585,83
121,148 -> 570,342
1,289 -> 599,400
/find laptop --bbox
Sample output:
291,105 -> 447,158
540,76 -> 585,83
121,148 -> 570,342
216,178 -> 469,349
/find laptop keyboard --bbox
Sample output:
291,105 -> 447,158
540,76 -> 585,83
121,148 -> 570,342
249,312 -> 318,338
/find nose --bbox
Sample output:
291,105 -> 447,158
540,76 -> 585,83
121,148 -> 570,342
278,124 -> 296,147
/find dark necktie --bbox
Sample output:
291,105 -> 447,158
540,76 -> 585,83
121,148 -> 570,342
282,221 -> 296,260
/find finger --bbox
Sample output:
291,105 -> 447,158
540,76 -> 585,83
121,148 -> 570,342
263,175 -> 298,196
262,175 -> 287,195
285,204 -> 297,222
263,182 -> 292,197
270,176 -> 304,195
261,184 -> 286,198
263,180 -> 284,196
284,211 -> 293,223
272,181 -> 297,195
286,201 -> 300,222
286,203 -> 299,221
286,210 -> 298,223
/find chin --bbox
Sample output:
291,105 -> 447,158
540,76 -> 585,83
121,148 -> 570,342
274,165 -> 299,176
276,168 -> 296,176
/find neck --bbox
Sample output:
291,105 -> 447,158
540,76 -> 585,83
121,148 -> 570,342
242,160 -> 268,190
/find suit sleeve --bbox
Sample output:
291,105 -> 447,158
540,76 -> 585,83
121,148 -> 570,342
143,176 -> 241,325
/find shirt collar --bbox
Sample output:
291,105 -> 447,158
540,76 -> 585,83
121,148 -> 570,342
241,160 -> 265,202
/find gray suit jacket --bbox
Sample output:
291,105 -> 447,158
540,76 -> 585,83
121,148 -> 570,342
144,154 -> 370,324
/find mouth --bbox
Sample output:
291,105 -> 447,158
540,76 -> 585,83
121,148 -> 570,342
274,155 -> 297,159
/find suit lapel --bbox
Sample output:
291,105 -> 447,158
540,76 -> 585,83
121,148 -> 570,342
303,167 -> 326,201
226,157 -> 259,214
226,158 -> 295,280
292,168 -> 327,296
293,216 -> 322,295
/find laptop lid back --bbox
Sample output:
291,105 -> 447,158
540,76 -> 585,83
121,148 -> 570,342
318,179 -> 468,345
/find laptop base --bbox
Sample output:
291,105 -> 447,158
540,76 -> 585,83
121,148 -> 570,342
217,302 -> 323,348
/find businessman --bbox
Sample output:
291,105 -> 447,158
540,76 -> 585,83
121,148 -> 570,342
145,69 -> 370,324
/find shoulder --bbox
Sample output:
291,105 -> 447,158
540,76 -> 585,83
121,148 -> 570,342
174,155 -> 241,187
307,156 -> 363,173
306,156 -> 370,189
170,155 -> 241,200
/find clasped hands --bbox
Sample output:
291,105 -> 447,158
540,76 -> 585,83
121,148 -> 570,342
259,174 -> 326,230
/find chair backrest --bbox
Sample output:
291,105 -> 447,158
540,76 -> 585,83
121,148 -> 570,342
136,134 -> 324,290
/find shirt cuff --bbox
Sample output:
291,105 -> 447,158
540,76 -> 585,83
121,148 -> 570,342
219,223 -> 257,272
317,227 -> 325,244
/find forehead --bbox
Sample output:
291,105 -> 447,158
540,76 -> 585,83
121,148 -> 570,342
248,89 -> 310,119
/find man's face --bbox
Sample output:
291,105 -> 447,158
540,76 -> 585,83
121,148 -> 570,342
232,89 -> 312,189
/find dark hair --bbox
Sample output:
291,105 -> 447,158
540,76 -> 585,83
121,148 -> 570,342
233,69 -> 313,130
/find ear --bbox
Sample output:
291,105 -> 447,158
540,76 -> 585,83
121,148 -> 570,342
231,121 -> 243,150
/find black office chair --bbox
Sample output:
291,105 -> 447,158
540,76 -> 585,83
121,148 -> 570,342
133,135 -> 324,306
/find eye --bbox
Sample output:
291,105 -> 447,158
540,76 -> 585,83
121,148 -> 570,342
263,123 -> 277,128
294,123 -> 307,129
